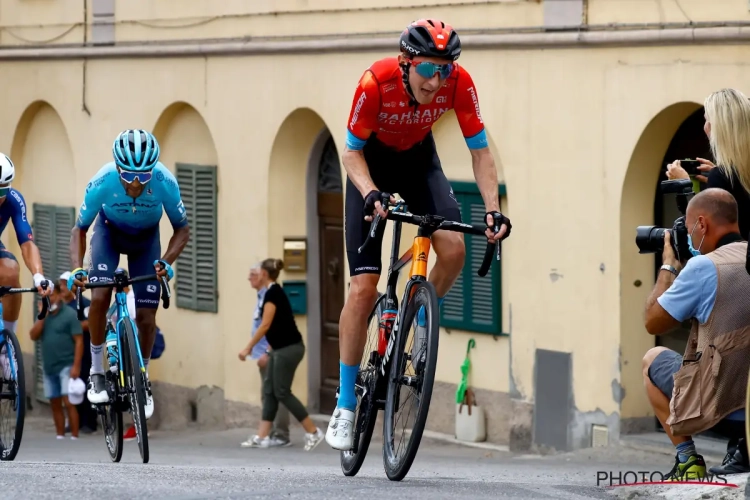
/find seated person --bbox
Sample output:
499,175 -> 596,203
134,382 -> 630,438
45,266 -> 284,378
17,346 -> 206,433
643,188 -> 749,480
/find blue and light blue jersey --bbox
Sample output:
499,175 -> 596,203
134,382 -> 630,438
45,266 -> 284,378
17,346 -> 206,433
76,162 -> 188,234
0,189 -> 33,246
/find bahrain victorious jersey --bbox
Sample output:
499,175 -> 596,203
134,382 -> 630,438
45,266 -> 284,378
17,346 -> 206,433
345,57 -> 488,152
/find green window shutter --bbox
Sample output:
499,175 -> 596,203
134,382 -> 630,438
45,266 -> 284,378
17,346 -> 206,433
175,163 -> 218,313
440,182 -> 505,336
30,204 -> 76,403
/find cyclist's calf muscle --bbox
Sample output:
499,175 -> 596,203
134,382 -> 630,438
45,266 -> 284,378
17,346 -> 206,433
339,274 -> 380,366
88,287 -> 113,346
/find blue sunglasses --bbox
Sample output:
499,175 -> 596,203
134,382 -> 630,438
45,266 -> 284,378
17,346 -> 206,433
414,61 -> 453,80
119,170 -> 152,184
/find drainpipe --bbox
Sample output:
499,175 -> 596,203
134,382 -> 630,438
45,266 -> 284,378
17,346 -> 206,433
0,25 -> 748,60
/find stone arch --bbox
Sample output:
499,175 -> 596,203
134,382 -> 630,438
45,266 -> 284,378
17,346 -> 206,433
7,101 -> 75,359
268,107 -> 343,413
153,102 -> 219,167
618,102 -> 702,428
9,100 -> 75,206
150,102 -> 221,390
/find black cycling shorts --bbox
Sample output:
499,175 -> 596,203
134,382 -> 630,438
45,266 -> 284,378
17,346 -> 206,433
345,132 -> 462,277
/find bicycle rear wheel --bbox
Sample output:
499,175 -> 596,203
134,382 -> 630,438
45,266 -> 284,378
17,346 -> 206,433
341,294 -> 385,477
122,319 -> 149,463
382,281 -> 439,481
0,329 -> 25,461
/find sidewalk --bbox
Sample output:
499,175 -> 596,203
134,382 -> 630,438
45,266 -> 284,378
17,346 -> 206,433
621,431 -> 729,463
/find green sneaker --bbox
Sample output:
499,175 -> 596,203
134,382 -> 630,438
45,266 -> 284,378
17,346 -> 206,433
663,454 -> 707,481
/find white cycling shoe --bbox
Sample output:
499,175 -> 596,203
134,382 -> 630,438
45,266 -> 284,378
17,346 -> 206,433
88,373 -> 109,404
325,407 -> 355,451
145,392 -> 154,420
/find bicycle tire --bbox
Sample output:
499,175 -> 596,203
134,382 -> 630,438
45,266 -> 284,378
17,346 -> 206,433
0,329 -> 25,461
382,281 -> 439,481
122,319 -> 149,463
102,369 -> 123,462
341,294 -> 386,477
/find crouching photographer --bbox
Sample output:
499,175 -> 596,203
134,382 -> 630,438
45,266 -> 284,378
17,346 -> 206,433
641,187 -> 749,480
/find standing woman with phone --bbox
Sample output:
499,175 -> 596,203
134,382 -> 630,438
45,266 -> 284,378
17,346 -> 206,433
666,88 -> 750,240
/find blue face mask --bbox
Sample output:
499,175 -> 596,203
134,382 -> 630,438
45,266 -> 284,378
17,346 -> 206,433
687,219 -> 704,256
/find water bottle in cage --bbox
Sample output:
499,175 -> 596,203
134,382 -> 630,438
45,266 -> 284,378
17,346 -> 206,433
378,309 -> 398,356
106,329 -> 118,371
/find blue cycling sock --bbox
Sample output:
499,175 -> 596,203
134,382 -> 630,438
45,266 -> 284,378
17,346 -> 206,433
676,440 -> 697,463
417,297 -> 444,327
337,361 -> 359,412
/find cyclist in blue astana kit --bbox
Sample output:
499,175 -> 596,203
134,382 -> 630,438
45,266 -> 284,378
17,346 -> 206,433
0,153 -> 54,372
67,130 -> 189,419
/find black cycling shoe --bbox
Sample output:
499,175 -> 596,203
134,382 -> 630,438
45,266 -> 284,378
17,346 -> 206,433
709,438 -> 750,475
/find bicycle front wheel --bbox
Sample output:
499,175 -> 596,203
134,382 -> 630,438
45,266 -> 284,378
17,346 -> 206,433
341,293 -> 385,477
122,319 -> 149,463
0,329 -> 25,461
382,281 -> 439,481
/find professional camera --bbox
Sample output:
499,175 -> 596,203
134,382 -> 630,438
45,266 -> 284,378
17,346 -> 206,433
635,179 -> 696,262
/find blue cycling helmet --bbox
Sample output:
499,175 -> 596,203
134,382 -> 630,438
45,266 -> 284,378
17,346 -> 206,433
112,129 -> 160,172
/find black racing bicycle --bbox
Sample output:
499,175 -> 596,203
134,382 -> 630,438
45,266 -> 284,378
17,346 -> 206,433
340,198 -> 504,481
75,267 -> 170,464
0,284 -> 50,461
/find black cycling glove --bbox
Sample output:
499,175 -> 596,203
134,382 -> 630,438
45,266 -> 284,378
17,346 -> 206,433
363,190 -> 391,217
486,211 -> 512,239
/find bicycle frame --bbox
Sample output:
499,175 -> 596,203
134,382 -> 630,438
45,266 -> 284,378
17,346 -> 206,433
366,200 -> 500,376
110,291 -> 146,388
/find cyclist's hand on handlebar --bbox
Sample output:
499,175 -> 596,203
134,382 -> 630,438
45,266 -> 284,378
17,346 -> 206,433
154,259 -> 174,280
363,190 -> 396,222
68,268 -> 88,291
33,274 -> 53,296
485,211 -> 512,242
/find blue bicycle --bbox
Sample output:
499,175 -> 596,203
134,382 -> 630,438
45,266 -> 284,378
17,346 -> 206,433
0,284 -> 50,461
75,267 -> 170,464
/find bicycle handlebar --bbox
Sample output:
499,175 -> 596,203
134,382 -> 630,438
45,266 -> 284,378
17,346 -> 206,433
358,203 -> 504,277
74,272 -> 172,321
0,282 -> 51,320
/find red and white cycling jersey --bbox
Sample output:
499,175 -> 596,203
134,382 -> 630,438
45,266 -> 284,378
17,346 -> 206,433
346,57 -> 488,152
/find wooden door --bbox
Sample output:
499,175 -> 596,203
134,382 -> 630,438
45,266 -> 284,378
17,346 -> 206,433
317,136 -> 344,414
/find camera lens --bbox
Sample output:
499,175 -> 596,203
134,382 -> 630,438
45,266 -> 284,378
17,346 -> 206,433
635,225 -> 667,254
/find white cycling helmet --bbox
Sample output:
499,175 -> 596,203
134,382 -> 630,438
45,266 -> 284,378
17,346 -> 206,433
0,153 -> 15,184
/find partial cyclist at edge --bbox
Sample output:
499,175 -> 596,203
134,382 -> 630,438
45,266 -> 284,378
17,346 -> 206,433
0,153 -> 54,373
325,18 -> 512,451
67,129 -> 190,419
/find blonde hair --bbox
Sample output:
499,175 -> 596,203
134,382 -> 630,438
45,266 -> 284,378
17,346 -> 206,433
260,258 -> 284,281
704,88 -> 750,194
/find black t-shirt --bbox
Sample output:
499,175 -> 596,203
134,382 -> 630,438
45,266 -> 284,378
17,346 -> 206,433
261,283 -> 303,350
707,167 -> 750,239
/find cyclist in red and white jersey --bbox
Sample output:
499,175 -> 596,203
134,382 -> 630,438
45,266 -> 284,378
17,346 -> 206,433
325,18 -> 512,451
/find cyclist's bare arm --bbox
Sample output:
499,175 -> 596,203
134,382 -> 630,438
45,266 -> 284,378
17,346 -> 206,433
342,148 -> 390,220
19,241 -> 43,277
471,147 -> 500,213
161,225 -> 190,265
69,226 -> 87,271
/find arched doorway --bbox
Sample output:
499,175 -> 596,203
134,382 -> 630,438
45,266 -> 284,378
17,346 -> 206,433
316,134 -> 344,415
653,107 -> 712,355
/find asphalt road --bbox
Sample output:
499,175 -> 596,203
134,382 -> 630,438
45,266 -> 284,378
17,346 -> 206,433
0,422 -> 738,500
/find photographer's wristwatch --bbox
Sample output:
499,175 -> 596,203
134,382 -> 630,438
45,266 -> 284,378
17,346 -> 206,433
660,264 -> 679,277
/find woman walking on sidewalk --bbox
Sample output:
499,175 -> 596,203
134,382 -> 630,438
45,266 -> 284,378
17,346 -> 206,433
238,258 -> 323,451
